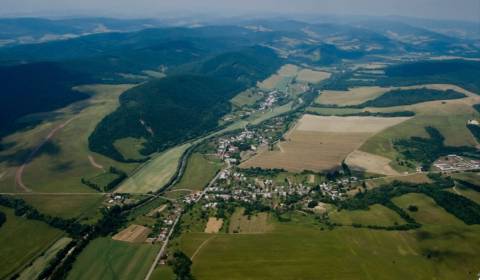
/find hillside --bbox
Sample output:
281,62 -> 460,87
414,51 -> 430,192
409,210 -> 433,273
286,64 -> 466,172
380,60 -> 480,94
0,62 -> 90,137
89,46 -> 282,161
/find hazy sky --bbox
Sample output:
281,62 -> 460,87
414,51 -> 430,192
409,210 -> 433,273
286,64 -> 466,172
2,0 -> 480,22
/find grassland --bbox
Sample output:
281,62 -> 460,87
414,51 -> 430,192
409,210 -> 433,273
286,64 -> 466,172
241,114 -> 409,172
345,150 -> 400,176
360,84 -> 480,166
178,212 -> 480,280
329,204 -> 405,226
0,206 -> 64,279
113,137 -> 148,161
231,88 -> 263,107
116,143 -> 190,193
18,194 -> 104,221
0,84 -> 137,193
18,237 -> 72,280
392,193 -> 464,226
67,237 -> 159,280
228,208 -> 272,233
172,153 -> 222,191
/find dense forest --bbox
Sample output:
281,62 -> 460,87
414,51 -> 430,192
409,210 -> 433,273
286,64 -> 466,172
89,46 -> 282,161
0,62 -> 90,138
352,88 -> 465,108
380,60 -> 480,94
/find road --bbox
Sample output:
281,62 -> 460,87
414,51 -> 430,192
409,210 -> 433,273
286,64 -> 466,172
143,165 -> 229,280
15,117 -> 76,192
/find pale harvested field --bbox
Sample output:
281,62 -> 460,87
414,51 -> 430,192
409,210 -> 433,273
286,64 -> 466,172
317,86 -> 389,106
112,224 -> 151,243
296,69 -> 331,83
296,115 -> 410,133
316,84 -> 476,107
204,218 -> 223,233
257,64 -> 299,90
345,150 -> 400,176
241,115 -> 410,172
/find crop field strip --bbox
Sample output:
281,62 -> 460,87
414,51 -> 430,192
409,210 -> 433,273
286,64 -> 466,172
241,114 -> 410,172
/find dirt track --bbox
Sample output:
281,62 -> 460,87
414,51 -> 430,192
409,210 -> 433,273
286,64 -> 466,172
15,117 -> 76,192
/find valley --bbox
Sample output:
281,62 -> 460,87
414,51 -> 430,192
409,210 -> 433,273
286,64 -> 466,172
0,15 -> 479,280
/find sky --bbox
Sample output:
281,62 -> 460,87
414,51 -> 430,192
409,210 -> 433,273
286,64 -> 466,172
1,0 -> 479,22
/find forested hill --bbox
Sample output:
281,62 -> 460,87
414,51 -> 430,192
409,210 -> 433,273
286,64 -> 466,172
0,62 -> 90,137
89,46 -> 282,161
380,60 -> 480,94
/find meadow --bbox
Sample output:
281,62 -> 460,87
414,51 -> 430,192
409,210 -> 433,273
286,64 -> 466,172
0,206 -> 64,279
329,204 -> 405,226
178,212 -> 480,280
18,237 -> 72,280
172,153 -> 222,191
0,84 -> 137,194
67,237 -> 159,280
116,143 -> 191,193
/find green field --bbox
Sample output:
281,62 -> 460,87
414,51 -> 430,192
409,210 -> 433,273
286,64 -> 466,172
0,206 -> 64,279
113,137 -> 148,161
329,204 -> 406,226
67,237 -> 159,280
173,153 -> 222,191
177,211 -> 480,280
18,237 -> 72,280
116,143 -> 191,193
151,266 -> 175,280
231,89 -> 262,107
18,194 -> 104,221
392,193 -> 464,226
0,84 -> 139,193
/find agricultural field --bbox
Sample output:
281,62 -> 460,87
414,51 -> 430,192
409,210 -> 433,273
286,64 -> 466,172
112,224 -> 151,243
360,84 -> 480,164
18,237 -> 72,280
329,204 -> 405,226
67,237 -> 159,280
113,137 -> 148,161
230,88 -> 263,107
0,206 -> 64,279
116,143 -> 190,193
241,114 -> 410,172
316,86 -> 389,106
17,194 -> 104,220
392,193 -> 464,226
228,208 -> 273,234
178,212 -> 480,280
0,84 -> 138,193
172,153 -> 223,191
204,217 -> 223,233
296,69 -> 331,83
345,150 -> 400,176
257,64 -> 299,90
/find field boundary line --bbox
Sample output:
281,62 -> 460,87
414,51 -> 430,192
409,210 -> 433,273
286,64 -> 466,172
191,235 -> 215,260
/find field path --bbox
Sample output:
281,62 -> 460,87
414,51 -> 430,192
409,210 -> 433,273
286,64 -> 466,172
191,236 -> 215,260
88,155 -> 104,170
15,117 -> 76,192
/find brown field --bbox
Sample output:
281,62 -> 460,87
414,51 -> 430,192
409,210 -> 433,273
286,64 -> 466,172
345,150 -> 400,176
317,86 -> 389,106
204,218 -> 223,233
296,69 -> 331,83
112,224 -> 151,243
241,115 -> 410,172
257,64 -> 299,90
228,208 -> 272,234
